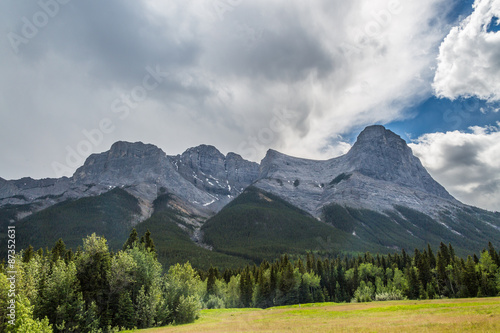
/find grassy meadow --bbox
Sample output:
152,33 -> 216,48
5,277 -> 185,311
130,297 -> 500,333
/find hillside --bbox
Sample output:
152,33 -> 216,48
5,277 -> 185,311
0,188 -> 141,257
201,187 -> 388,260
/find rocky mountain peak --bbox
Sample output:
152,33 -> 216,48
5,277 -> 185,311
169,145 -> 259,201
72,141 -> 171,185
107,141 -> 164,158
350,125 -> 408,152
342,125 -> 452,200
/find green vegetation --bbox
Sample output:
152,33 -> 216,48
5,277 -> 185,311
321,203 -> 500,257
7,228 -> 500,332
9,188 -> 141,253
329,172 -> 352,186
1,232 -> 204,332
133,195 -> 251,270
201,187 -> 381,262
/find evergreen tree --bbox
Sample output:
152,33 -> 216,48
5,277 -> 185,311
123,228 -> 139,250
115,291 -> 136,329
488,242 -> 500,266
207,266 -> 217,295
417,253 -> 432,289
427,244 -> 436,269
463,256 -> 478,297
439,242 -> 451,266
23,245 -> 34,263
240,268 -> 253,307
51,238 -> 66,262
405,267 -> 420,299
144,229 -> 156,254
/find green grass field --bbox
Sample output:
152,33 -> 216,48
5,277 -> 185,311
131,297 -> 500,332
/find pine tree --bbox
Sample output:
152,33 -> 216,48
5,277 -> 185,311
240,268 -> 253,307
417,253 -> 432,289
427,244 -> 436,269
144,229 -> 156,254
123,228 -> 139,250
23,245 -> 34,263
207,266 -> 217,295
115,291 -> 136,329
51,238 -> 66,262
448,243 -> 456,261
439,242 -> 451,266
463,256 -> 478,297
488,242 -> 500,266
406,267 -> 420,299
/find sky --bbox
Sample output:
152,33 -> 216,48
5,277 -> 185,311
0,0 -> 499,211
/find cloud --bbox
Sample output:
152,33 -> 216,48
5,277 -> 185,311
409,124 -> 500,211
0,0 -> 455,179
433,0 -> 500,101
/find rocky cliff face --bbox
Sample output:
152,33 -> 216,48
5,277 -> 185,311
254,125 -> 460,217
343,125 -> 453,199
168,145 -> 259,199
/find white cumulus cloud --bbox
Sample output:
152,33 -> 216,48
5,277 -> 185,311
433,0 -> 500,101
409,123 -> 500,211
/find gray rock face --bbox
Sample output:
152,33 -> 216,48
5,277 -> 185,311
168,145 -> 259,210
254,125 -> 460,217
343,125 -> 453,200
0,141 -> 260,221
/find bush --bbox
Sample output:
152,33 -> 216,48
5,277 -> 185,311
204,295 -> 225,309
375,289 -> 406,301
352,282 -> 374,303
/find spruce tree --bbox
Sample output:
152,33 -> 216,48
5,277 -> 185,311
22,245 -> 34,263
123,228 -> 139,250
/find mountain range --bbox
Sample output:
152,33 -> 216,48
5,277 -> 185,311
1,125 -> 499,269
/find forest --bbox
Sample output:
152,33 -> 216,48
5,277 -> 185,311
2,228 -> 500,332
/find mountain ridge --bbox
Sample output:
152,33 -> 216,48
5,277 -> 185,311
2,125 -> 500,264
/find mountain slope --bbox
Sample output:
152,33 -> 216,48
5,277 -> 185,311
132,193 -> 252,270
0,188 -> 141,258
201,187 -> 387,260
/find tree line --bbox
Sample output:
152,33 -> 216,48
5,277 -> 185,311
2,229 -> 500,332
200,242 -> 500,308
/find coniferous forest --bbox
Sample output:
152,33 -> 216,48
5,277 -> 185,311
2,229 -> 500,332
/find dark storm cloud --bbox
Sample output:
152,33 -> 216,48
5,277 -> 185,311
441,142 -> 482,168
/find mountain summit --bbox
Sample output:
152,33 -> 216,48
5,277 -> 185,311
344,125 -> 453,200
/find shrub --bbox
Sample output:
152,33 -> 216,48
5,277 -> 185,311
204,295 -> 225,309
375,289 -> 406,301
352,282 -> 374,303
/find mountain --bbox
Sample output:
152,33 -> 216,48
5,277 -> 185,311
2,125 -> 500,266
253,125 -> 500,255
0,142 -> 258,222
255,125 -> 458,217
